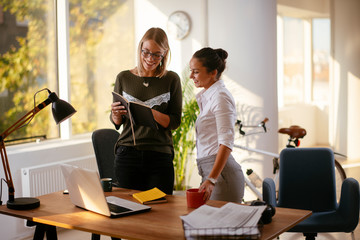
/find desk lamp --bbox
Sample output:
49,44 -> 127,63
0,88 -> 76,210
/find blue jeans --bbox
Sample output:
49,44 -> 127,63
114,146 -> 174,195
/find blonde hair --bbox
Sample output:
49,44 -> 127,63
137,28 -> 170,78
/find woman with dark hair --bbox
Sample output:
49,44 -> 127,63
110,27 -> 182,194
190,47 -> 245,202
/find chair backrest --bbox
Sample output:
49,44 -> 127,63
92,128 -> 120,181
277,148 -> 337,212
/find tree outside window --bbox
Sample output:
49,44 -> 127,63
0,0 -> 134,143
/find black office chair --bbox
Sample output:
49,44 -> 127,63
91,128 -> 120,240
263,147 -> 360,240
92,128 -> 120,186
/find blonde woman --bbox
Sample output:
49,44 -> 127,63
110,28 -> 182,194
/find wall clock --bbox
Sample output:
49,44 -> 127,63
167,11 -> 191,40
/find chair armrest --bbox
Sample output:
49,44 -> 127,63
263,178 -> 277,208
338,177 -> 360,232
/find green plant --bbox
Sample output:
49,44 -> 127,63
172,67 -> 199,191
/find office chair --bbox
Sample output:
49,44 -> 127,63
91,128 -> 120,240
92,128 -> 120,186
263,147 -> 360,240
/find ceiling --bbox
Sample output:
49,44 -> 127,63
277,0 -> 330,19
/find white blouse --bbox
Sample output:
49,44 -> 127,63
195,80 -> 236,158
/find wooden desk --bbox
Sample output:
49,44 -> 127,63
0,188 -> 311,240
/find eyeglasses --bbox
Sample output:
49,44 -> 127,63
141,50 -> 164,60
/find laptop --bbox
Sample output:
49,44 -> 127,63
60,164 -> 151,218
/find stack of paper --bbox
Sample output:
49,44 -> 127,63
180,203 -> 266,239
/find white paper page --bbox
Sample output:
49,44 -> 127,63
216,203 -> 257,228
242,205 -> 267,227
180,205 -> 221,228
180,203 -> 266,229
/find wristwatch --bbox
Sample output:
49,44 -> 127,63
207,177 -> 217,185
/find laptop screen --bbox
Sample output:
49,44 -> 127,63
60,164 -> 151,217
60,164 -> 112,216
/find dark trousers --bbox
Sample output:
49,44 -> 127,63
114,146 -> 174,195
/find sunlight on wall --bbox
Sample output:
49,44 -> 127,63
134,0 -> 168,44
277,16 -> 284,108
135,0 -> 187,75
190,38 -> 203,60
168,39 -> 183,74
347,72 -> 360,159
329,59 -> 340,149
222,74 -> 270,201
222,74 -> 265,129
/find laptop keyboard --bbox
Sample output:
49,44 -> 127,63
107,202 -> 132,214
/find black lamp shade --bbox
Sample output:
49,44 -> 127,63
48,92 -> 77,124
52,99 -> 76,124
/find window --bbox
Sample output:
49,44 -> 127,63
277,14 -> 331,148
0,0 -> 135,143
280,17 -> 305,105
278,16 -> 330,107
68,0 -> 134,135
0,1 -> 58,143
312,18 -> 330,104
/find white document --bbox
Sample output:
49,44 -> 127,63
181,203 -> 266,229
180,203 -> 266,239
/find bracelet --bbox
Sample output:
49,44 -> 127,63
207,177 -> 217,185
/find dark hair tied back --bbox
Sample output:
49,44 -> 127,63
193,47 -> 228,79
215,48 -> 228,62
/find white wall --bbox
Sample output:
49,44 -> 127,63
330,0 -> 360,159
207,0 -> 278,180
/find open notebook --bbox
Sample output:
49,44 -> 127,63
60,164 -> 151,218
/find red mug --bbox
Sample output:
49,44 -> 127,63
186,188 -> 206,208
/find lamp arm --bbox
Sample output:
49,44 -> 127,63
0,96 -> 52,202
0,98 -> 52,140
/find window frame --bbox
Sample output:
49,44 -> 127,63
56,0 -> 72,140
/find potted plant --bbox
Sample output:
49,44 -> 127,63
172,67 -> 199,191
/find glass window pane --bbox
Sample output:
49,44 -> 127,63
0,1 -> 58,144
282,17 -> 305,105
68,0 -> 135,134
312,18 -> 330,103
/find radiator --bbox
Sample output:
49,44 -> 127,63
21,155 -> 98,197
